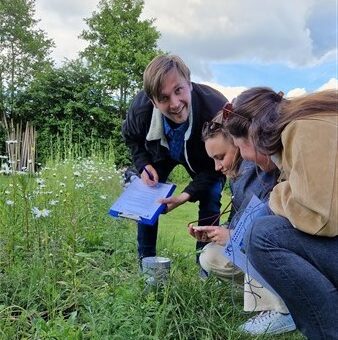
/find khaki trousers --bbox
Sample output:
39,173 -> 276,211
199,243 -> 289,313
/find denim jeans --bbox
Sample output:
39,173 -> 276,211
246,215 -> 338,339
137,160 -> 223,261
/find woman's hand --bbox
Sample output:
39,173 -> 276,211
188,224 -> 211,242
190,226 -> 231,246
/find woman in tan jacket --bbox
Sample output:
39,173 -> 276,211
224,87 -> 337,340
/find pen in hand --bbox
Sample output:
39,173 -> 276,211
143,166 -> 154,181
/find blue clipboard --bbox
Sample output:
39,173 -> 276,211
109,177 -> 176,225
224,195 -> 278,295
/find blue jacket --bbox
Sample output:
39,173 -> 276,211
228,160 -> 279,226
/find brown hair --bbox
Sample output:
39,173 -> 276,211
143,54 -> 191,101
202,112 -> 242,178
227,87 -> 338,155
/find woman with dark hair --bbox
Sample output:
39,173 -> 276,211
225,87 -> 338,339
189,112 -> 296,335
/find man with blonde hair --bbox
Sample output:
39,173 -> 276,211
123,54 -> 227,267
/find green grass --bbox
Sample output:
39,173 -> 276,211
158,183 -> 231,254
0,160 -> 304,339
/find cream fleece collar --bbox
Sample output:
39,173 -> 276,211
146,105 -> 193,148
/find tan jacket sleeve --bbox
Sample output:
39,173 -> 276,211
269,117 -> 338,236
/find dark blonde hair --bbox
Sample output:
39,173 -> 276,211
143,54 -> 191,101
227,87 -> 338,155
202,112 -> 242,178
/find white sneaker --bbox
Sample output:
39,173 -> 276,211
238,311 -> 296,335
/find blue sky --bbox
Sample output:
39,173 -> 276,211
36,0 -> 337,99
211,59 -> 337,93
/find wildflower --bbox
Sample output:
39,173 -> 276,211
36,178 -> 45,185
49,199 -> 59,206
6,200 -> 14,206
32,207 -> 51,218
1,164 -> 11,175
40,209 -> 51,217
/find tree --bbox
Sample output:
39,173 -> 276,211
0,0 -> 54,118
16,59 -> 131,166
81,0 -> 163,117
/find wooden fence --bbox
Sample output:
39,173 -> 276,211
1,115 -> 37,174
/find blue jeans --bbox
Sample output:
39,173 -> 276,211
246,215 -> 338,339
137,162 -> 223,261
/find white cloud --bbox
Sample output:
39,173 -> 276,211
35,0 -> 99,64
286,78 -> 338,97
35,0 -> 337,70
141,0 -> 337,77
286,88 -> 307,98
208,77 -> 337,100
317,78 -> 338,91
33,0 -> 336,89
202,82 -> 247,101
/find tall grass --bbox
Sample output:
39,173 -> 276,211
48,123 -> 116,166
0,145 -> 304,338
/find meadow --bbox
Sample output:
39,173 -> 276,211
0,156 -> 304,339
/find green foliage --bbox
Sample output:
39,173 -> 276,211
81,0 -> 163,116
0,160 -> 304,339
16,60 -> 131,167
0,0 -> 54,117
168,165 -> 191,184
0,0 -> 165,170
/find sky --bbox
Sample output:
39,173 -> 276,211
35,0 -> 338,100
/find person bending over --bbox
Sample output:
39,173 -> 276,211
189,111 -> 295,335
123,54 -> 226,264
225,87 -> 338,339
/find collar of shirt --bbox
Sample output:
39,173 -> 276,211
163,117 -> 189,139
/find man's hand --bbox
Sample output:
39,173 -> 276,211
158,192 -> 191,213
189,226 -> 231,246
141,164 -> 158,186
